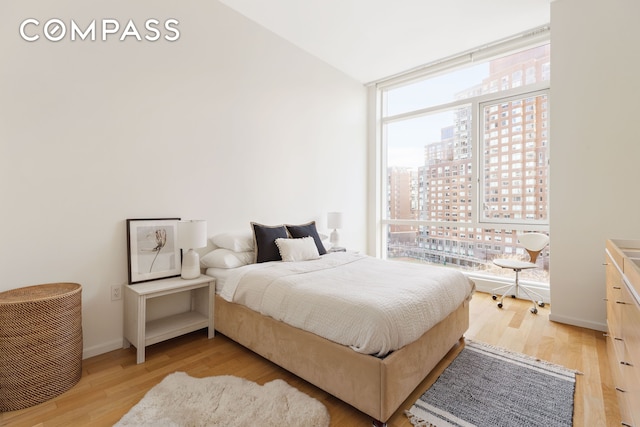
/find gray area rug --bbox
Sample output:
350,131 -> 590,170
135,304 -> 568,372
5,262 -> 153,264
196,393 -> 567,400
406,340 -> 578,427
114,372 -> 330,427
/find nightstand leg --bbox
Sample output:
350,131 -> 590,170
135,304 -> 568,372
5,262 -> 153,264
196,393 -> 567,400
208,282 -> 215,339
136,296 -> 146,364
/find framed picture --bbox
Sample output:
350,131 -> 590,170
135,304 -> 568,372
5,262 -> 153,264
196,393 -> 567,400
127,218 -> 181,284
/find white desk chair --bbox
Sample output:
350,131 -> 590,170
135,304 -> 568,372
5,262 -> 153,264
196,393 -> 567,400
492,232 -> 549,314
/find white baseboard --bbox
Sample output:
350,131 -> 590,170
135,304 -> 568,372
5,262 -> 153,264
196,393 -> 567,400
80,278 -> 606,360
548,313 -> 607,333
83,338 -> 124,360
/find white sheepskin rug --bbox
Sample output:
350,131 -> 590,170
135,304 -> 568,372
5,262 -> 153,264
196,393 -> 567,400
114,372 -> 330,427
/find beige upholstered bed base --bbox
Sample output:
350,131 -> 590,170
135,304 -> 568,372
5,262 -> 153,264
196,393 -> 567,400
214,294 -> 469,423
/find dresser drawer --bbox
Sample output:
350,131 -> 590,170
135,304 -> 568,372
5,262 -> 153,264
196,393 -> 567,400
606,256 -> 624,339
621,287 -> 640,368
607,240 -> 626,271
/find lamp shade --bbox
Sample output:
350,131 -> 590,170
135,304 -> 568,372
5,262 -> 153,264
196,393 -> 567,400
327,212 -> 343,230
178,220 -> 207,249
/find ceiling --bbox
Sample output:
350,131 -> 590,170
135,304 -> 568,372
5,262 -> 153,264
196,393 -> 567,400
219,0 -> 552,84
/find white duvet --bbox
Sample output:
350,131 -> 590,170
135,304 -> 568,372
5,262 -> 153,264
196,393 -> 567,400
219,252 -> 475,356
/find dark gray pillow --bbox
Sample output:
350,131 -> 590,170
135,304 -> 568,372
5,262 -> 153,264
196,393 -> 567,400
286,221 -> 327,255
251,222 -> 289,263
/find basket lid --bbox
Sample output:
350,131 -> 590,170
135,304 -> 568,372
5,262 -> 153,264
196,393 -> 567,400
0,283 -> 81,303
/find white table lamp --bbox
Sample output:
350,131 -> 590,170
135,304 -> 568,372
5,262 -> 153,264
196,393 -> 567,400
327,212 -> 343,248
178,220 -> 207,279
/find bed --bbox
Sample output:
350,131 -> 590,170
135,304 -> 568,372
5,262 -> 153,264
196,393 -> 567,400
202,224 -> 474,425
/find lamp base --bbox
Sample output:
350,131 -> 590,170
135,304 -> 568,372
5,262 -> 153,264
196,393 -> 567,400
181,249 -> 200,279
330,229 -> 340,247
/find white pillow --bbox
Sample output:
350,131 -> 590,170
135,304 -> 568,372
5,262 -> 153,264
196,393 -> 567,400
200,248 -> 254,269
210,231 -> 254,252
275,237 -> 320,262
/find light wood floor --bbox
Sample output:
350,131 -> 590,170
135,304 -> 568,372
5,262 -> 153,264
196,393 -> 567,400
1,292 -> 620,427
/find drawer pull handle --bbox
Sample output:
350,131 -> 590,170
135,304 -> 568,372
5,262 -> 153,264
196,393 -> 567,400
616,301 -> 627,305
615,387 -> 626,393
620,361 -> 633,366
613,286 -> 621,290
615,337 -> 624,341
621,423 -> 632,427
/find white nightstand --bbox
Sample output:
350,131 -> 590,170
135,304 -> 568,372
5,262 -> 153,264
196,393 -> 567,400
123,275 -> 215,364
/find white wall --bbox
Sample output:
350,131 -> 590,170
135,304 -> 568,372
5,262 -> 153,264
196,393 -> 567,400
549,0 -> 640,330
0,0 -> 367,357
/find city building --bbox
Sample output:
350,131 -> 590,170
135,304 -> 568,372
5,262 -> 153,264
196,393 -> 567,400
387,46 -> 551,281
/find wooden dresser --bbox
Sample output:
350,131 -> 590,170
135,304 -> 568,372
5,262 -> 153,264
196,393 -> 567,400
605,239 -> 640,427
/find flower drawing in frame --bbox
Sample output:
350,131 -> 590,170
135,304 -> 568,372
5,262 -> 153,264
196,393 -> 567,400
127,218 -> 181,284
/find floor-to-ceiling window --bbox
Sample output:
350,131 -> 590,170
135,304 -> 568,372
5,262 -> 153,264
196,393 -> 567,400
376,31 -> 550,285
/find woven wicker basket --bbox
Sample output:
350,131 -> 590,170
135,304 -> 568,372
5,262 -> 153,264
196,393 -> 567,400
0,282 -> 83,412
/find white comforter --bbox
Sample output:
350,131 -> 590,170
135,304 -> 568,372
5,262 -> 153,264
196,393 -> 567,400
219,252 -> 474,356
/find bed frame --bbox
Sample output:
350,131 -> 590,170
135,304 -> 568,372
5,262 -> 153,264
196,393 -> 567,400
214,294 -> 469,425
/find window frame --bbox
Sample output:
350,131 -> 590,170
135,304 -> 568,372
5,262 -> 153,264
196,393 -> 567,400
372,34 -> 551,263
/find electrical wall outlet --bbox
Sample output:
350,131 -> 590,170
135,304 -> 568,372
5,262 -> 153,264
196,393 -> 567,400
111,285 -> 122,301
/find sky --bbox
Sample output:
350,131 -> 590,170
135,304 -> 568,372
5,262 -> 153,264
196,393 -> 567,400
385,63 -> 488,169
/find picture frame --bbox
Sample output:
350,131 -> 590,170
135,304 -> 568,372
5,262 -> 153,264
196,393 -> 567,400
126,218 -> 181,284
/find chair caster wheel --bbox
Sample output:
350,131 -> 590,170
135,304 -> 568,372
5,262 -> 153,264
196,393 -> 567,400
530,307 -> 538,314
497,303 -> 503,309
492,295 -> 497,300
511,295 -> 516,298
538,301 -> 545,307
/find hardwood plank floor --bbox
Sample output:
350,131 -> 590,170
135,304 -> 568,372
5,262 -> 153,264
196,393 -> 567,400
0,292 -> 620,426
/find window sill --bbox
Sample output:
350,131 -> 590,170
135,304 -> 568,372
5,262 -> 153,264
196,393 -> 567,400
464,271 -> 550,304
